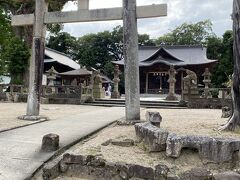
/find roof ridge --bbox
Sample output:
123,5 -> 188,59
45,47 -> 72,58
139,44 -> 204,49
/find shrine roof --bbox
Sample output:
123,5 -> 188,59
59,68 -> 92,76
113,45 -> 217,67
45,48 -> 80,70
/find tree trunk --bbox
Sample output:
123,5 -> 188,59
220,0 -> 240,131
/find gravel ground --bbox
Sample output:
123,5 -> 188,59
29,107 -> 240,179
60,108 -> 240,176
0,102 -> 106,131
141,108 -> 240,138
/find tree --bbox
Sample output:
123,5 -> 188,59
138,34 -> 155,46
0,0 -> 71,84
206,36 -> 222,60
1,37 -> 30,84
210,31 -> 233,87
0,9 -> 11,76
156,20 -> 213,45
219,0 -> 240,131
76,31 -> 114,71
110,26 -> 124,61
47,32 -> 77,57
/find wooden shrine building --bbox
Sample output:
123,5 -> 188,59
113,45 -> 217,94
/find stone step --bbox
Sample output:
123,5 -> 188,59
95,99 -> 179,105
84,103 -> 187,109
91,100 -> 182,107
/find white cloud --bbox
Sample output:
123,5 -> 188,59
62,0 -> 232,38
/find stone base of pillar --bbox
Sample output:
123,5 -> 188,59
166,94 -> 178,101
18,115 -> 48,121
183,88 -> 199,101
92,85 -> 105,99
41,97 -> 49,104
111,91 -> 120,99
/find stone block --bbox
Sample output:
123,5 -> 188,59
111,91 -> 120,99
62,153 -> 86,165
166,134 -> 240,163
154,164 -> 169,179
167,174 -> 180,180
128,164 -> 154,179
135,122 -> 168,152
42,159 -> 60,180
101,139 -> 112,146
41,97 -> 49,104
213,171 -> 240,180
145,111 -> 162,127
180,168 -> 212,180
199,137 -> 240,163
111,139 -> 134,147
41,133 -> 59,152
86,155 -> 106,167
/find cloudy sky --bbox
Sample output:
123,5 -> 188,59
62,0 -> 232,39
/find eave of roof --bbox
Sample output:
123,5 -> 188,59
113,45 -> 218,67
45,48 -> 80,70
59,69 -> 92,76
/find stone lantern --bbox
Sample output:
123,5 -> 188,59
202,68 -> 212,98
111,65 -> 121,99
46,66 -> 58,94
166,65 -> 178,101
46,66 -> 58,86
92,70 -> 105,99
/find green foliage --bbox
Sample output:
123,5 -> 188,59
76,31 -> 114,70
206,36 -> 222,59
0,9 -> 12,76
211,31 -> 233,87
0,0 -> 70,84
110,26 -> 124,61
1,37 -> 30,84
47,32 -> 77,57
138,34 -> 155,46
156,20 -> 213,45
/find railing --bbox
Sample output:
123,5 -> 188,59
189,88 -> 232,100
0,84 -> 27,93
186,87 -> 232,109
0,84 -> 93,102
42,85 -> 82,98
141,88 -> 183,95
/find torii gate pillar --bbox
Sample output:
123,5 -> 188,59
123,0 -> 140,120
26,0 -> 48,118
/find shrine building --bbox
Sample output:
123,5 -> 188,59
113,45 -> 217,94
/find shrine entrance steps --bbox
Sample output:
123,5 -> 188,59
85,99 -> 187,109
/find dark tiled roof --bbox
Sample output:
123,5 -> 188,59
59,68 -> 92,76
113,45 -> 217,67
45,48 -> 80,70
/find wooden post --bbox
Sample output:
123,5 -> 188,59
181,71 -> 184,100
145,72 -> 148,94
26,0 -> 48,116
123,0 -> 140,120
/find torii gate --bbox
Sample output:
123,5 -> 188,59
12,0 -> 167,121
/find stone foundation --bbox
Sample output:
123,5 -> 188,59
135,122 -> 168,152
135,122 -> 240,163
188,98 -> 232,109
41,153 -> 240,180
